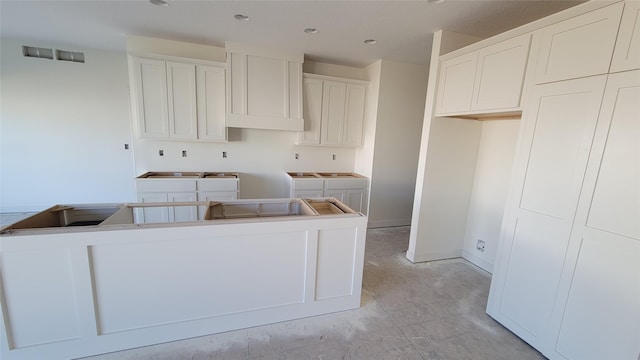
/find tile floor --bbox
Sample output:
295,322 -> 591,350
71,226 -> 544,359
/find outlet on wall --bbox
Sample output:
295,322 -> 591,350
476,239 -> 486,252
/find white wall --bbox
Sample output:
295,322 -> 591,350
0,38 -> 136,212
461,119 -> 520,273
367,60 -> 428,228
407,117 -> 481,262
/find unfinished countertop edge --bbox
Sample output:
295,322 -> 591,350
0,198 -> 364,237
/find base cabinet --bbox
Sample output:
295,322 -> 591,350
286,172 -> 368,214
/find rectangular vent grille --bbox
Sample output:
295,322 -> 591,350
22,45 -> 85,63
56,50 -> 84,63
22,46 -> 53,59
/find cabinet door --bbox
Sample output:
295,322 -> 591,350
471,35 -> 531,111
131,57 -> 169,138
167,192 -> 198,222
136,193 -> 169,224
166,62 -> 197,140
299,77 -> 323,145
321,81 -> 347,146
196,64 -> 227,141
551,70 -> 640,360
487,76 -> 607,351
324,190 -> 346,203
435,51 -> 478,115
346,189 -> 366,213
343,84 -> 366,147
610,1 -> 640,73
534,3 -> 624,84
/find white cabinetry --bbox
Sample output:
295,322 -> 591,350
533,2 -> 624,84
135,173 -> 239,222
129,56 -> 226,141
550,70 -> 640,360
487,76 -> 607,351
196,65 -> 227,141
225,42 -> 304,131
286,172 -> 368,213
299,74 -> 367,147
611,1 -> 640,72
135,178 -> 199,223
435,34 -> 530,116
130,57 -> 169,138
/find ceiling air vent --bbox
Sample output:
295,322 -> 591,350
55,49 -> 85,63
22,46 -> 54,60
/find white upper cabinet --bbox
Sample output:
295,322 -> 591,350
611,1 -> 640,72
471,35 -> 531,112
299,74 -> 367,147
225,42 -> 304,131
131,57 -> 169,139
534,2 -> 624,84
166,62 -> 197,140
435,51 -> 478,115
196,64 -> 227,141
435,34 -> 531,116
321,80 -> 348,146
129,55 -> 227,142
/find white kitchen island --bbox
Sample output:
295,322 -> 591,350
0,198 -> 367,360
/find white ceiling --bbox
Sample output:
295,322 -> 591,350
0,0 -> 585,67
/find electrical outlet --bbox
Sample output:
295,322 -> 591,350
159,149 -> 164,156
182,150 -> 187,157
295,153 -> 299,160
476,240 -> 486,252
332,154 -> 336,160
222,151 -> 227,158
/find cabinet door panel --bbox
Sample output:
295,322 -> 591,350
197,64 -> 227,141
551,70 -> 640,360
534,3 -> 624,84
472,35 -> 530,111
136,193 -> 169,224
555,233 -> 640,360
133,58 -> 169,138
300,77 -> 323,145
585,78 -> 640,239
488,76 -> 607,349
293,190 -> 324,198
167,62 -> 197,140
435,51 -> 477,115
324,190 -> 346,203
611,1 -> 640,72
519,77 -> 607,219
168,192 -> 197,222
343,84 -> 366,147
346,190 -> 366,213
321,81 -> 347,145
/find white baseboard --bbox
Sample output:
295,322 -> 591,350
461,249 -> 494,274
406,249 -> 462,263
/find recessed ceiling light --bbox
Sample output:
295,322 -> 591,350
149,0 -> 168,6
304,28 -> 319,34
363,39 -> 377,45
234,14 -> 250,21
427,0 -> 445,3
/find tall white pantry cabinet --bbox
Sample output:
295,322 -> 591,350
481,2 -> 639,359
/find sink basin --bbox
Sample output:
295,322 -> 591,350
138,172 -> 202,178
